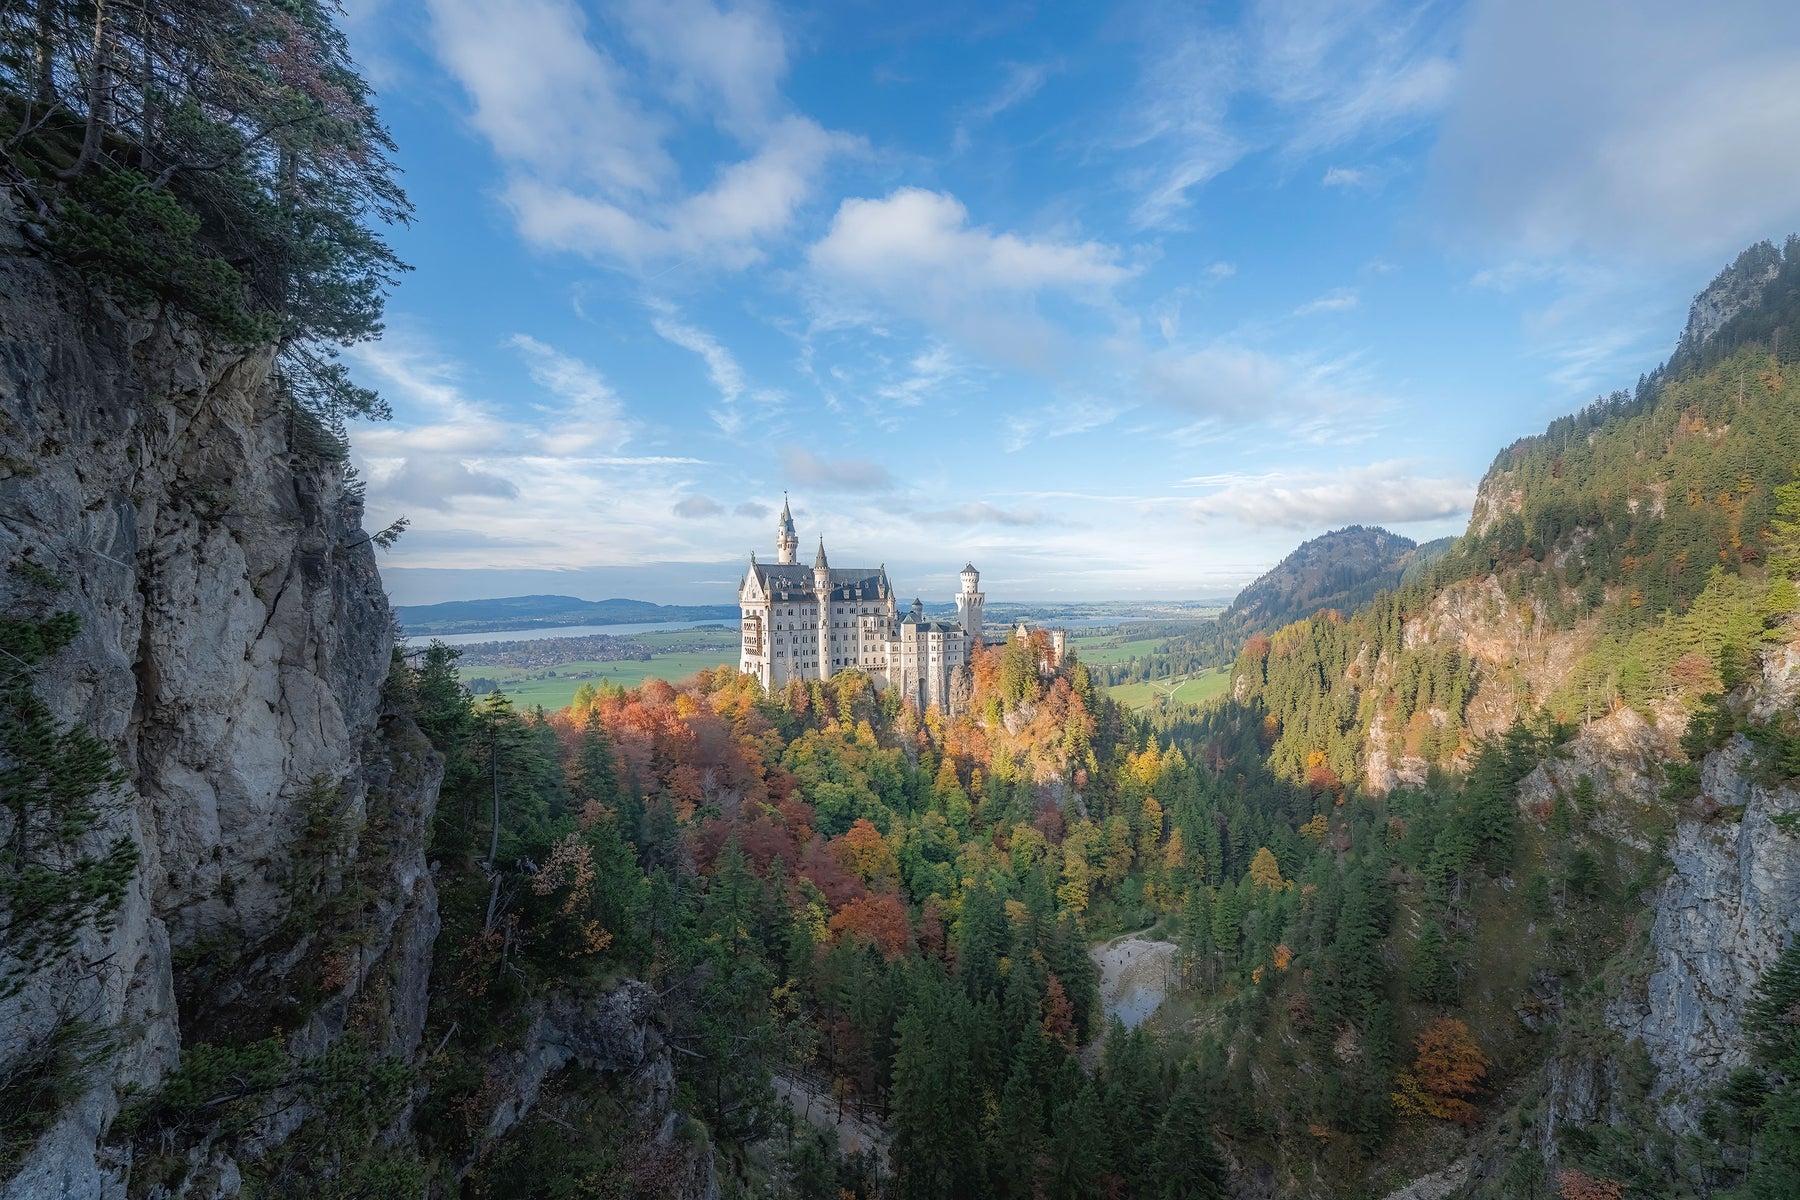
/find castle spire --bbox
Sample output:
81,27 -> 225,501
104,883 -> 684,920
775,494 -> 798,564
814,536 -> 829,571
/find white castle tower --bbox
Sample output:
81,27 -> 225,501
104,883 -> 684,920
955,562 -> 985,646
776,494 -> 798,564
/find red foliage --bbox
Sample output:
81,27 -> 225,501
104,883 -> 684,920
1032,798 -> 1066,845
1305,763 -> 1340,795
799,838 -> 867,910
828,893 -> 911,960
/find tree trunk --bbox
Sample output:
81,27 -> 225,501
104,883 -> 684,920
34,0 -> 57,103
136,0 -> 155,171
58,0 -> 110,179
487,722 -> 501,869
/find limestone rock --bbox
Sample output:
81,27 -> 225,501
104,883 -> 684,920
0,204 -> 436,1197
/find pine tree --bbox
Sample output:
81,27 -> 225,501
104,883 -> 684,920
1151,1067 -> 1229,1199
0,610 -> 137,995
991,1043 -> 1046,1199
1407,921 -> 1458,1006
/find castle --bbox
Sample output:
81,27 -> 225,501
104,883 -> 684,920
737,497 -> 985,711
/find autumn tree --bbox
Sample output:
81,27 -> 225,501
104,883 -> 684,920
1392,1017 -> 1489,1125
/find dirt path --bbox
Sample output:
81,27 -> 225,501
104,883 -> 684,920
772,1073 -> 890,1163
1091,933 -> 1179,1029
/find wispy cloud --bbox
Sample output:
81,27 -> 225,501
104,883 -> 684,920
1136,341 -> 1389,443
1003,397 -> 1125,452
1123,0 -> 1455,227
953,60 -> 1059,152
346,327 -> 728,570
1322,165 -> 1372,188
915,501 -> 1054,527
646,300 -> 783,434
1294,286 -> 1360,315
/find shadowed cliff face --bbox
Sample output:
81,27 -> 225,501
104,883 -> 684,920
0,205 -> 440,1197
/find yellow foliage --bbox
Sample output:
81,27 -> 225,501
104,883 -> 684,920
1248,846 -> 1290,892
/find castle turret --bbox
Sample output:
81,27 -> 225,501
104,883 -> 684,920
955,562 -> 985,646
776,494 -> 798,564
815,538 -> 833,680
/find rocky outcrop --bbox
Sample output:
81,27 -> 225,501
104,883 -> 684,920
482,983 -> 719,1200
1605,647 -> 1800,1135
0,204 -> 437,1195
1674,241 -> 1784,360
1514,701 -> 1685,851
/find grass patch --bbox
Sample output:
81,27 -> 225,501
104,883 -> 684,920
1106,668 -> 1232,711
1070,635 -> 1172,665
471,650 -> 737,712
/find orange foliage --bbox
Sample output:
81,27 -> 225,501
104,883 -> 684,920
1042,973 -> 1076,1051
1557,1169 -> 1625,1200
1273,943 -> 1293,971
1392,1017 -> 1490,1126
828,893 -> 911,960
835,818 -> 899,884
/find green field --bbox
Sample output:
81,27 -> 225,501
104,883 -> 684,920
1105,668 -> 1232,712
464,628 -> 740,712
1069,635 -> 1173,665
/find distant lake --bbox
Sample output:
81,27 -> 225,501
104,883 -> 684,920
407,618 -> 738,647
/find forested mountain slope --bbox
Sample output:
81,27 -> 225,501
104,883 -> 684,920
1226,526 -> 1446,634
1090,527 -> 1451,692
1202,235 -> 1800,1197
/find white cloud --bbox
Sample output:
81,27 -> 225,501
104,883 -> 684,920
1185,460 -> 1475,528
782,447 -> 896,492
426,0 -> 851,270
808,188 -> 1133,367
613,0 -> 788,135
1207,261 -> 1237,279
1293,286 -> 1360,315
813,189 -> 1131,296
876,344 -> 961,410
383,458 -> 520,509
1434,0 -> 1800,263
346,328 -> 737,571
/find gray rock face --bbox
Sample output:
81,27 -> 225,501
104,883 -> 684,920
0,212 -> 437,1196
1604,648 -> 1800,1135
1675,242 -> 1783,358
483,983 -> 719,1200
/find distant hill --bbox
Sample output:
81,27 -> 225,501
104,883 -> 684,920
395,594 -> 741,636
1225,525 -> 1451,632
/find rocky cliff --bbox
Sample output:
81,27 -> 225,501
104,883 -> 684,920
0,200 -> 440,1194
0,207 -> 716,1199
1605,645 -> 1800,1135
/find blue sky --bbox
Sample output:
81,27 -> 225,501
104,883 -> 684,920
339,0 -> 1800,606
